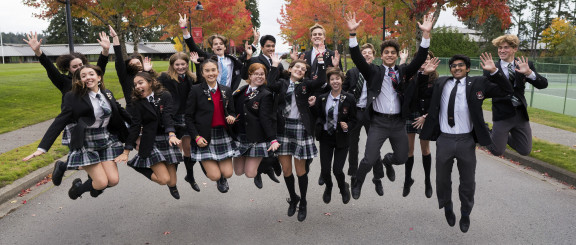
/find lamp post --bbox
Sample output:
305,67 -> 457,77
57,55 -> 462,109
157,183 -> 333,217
56,0 -> 74,53
183,1 -> 204,53
383,6 -> 386,41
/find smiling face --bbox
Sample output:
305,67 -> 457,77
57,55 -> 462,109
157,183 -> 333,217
449,59 -> 470,79
289,61 -> 307,81
80,67 -> 101,92
262,40 -> 276,58
211,37 -> 226,56
249,68 -> 266,87
133,75 -> 152,98
201,62 -> 219,84
361,48 -> 375,64
497,42 -> 518,63
381,47 -> 398,67
329,74 -> 342,92
69,58 -> 84,74
173,59 -> 188,75
311,28 -> 325,47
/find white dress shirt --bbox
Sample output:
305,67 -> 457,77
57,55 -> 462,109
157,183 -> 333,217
439,77 -> 472,134
88,89 -> 111,129
287,80 -> 300,119
500,59 -> 536,87
324,93 -> 340,131
356,73 -> 368,108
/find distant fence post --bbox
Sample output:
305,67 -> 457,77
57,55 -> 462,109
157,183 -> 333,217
562,65 -> 571,114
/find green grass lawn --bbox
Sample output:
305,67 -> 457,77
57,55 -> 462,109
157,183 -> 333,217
0,61 -> 170,134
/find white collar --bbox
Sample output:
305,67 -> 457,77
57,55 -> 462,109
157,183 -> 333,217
88,89 -> 102,98
146,92 -> 155,101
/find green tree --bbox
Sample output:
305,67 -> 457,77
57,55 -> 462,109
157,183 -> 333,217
43,7 -> 106,44
541,17 -> 576,56
244,0 -> 260,29
1,32 -> 44,44
429,27 -> 480,58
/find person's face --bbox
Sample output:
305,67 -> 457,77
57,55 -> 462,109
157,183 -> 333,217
80,68 -> 101,91
449,60 -> 470,79
202,62 -> 219,83
329,74 -> 342,91
69,58 -> 83,74
497,43 -> 518,62
211,37 -> 226,56
361,48 -> 375,64
381,46 -> 398,67
311,28 -> 325,46
173,59 -> 188,75
133,76 -> 152,97
128,59 -> 143,72
249,68 -> 266,87
262,40 -> 276,57
420,55 -> 432,70
289,62 -> 307,81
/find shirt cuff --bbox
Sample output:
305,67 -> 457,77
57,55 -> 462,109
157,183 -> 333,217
490,68 -> 499,76
420,38 -> 430,48
349,37 -> 358,48
527,71 -> 536,80
37,148 -> 47,153
183,33 -> 191,39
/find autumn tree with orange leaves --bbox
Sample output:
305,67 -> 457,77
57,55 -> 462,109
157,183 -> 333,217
24,0 -> 253,57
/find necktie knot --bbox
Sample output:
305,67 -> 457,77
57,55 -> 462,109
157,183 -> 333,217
148,96 -> 154,103
210,88 -> 216,94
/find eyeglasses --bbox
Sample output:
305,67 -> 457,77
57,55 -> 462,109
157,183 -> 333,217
449,63 -> 466,69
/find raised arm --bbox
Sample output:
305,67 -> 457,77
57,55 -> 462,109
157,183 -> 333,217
96,31 -> 110,75
180,13 -> 208,58
25,31 -> 68,93
345,12 -> 373,81
480,52 -> 513,97
517,57 -> 548,89
403,14 -> 435,79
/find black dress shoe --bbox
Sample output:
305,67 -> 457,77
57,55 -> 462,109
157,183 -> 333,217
402,178 -> 414,197
382,154 -> 396,182
168,186 -> 180,200
445,208 -> 456,227
297,201 -> 307,222
341,183 -> 351,204
216,178 -> 229,193
254,174 -> 263,189
322,186 -> 332,204
184,175 -> 201,192
318,175 -> 324,186
266,169 -> 280,183
68,178 -> 83,200
287,196 -> 300,217
373,178 -> 384,196
90,189 -> 104,198
424,180 -> 433,198
52,160 -> 67,186
350,176 -> 357,186
351,181 -> 362,200
460,215 -> 470,233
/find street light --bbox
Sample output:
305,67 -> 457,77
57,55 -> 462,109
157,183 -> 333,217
57,0 -> 75,53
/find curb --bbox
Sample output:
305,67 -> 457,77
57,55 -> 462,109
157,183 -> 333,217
0,156 -> 66,206
502,150 -> 576,187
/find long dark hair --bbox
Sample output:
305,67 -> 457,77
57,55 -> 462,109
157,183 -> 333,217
71,64 -> 105,96
125,54 -> 144,75
130,72 -> 166,102
56,53 -> 88,73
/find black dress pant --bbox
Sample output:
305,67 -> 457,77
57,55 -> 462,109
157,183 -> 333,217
348,107 -> 384,179
319,130 -> 348,188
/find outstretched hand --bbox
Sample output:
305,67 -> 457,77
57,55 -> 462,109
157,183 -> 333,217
423,57 -> 440,75
178,13 -> 187,28
252,27 -> 260,45
23,150 -> 45,161
23,31 -> 42,56
290,45 -> 299,61
244,41 -> 253,58
332,50 -> 340,67
417,13 -> 435,38
480,52 -> 497,73
97,31 -> 111,50
345,12 -> 363,32
190,51 -> 200,64
143,57 -> 153,71
270,53 -> 282,67
515,56 -> 533,76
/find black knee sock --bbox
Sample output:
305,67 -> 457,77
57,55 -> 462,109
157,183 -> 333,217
405,156 -> 414,180
284,175 -> 297,199
76,178 -> 95,194
183,157 -> 195,177
423,154 -> 432,181
131,166 -> 153,180
297,174 -> 309,203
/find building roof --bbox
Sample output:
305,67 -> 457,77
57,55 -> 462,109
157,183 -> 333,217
0,42 -> 177,57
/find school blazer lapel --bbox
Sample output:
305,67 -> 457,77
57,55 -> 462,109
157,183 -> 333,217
143,99 -> 157,116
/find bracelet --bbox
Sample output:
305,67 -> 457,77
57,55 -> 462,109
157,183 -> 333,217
195,136 -> 203,143
181,26 -> 187,29
270,140 -> 278,145
169,134 -> 176,138
349,33 -> 356,36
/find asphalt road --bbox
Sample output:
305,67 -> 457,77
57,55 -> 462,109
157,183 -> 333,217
1,131 -> 575,245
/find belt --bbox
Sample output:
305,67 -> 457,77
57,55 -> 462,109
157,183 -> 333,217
373,111 -> 401,118
356,107 -> 366,111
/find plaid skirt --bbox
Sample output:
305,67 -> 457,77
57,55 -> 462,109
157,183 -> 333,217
276,118 -> 317,160
173,114 -> 189,138
61,123 -> 76,146
128,134 -> 183,168
235,133 -> 269,158
406,111 -> 422,134
67,127 -> 124,167
192,127 -> 238,162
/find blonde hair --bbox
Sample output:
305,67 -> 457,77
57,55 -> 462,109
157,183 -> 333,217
492,34 -> 519,48
309,23 -> 326,36
167,52 -> 195,82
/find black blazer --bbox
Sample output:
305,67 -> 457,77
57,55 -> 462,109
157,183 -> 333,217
185,82 -> 235,143
349,43 -> 428,119
232,85 -> 276,143
419,73 -> 513,146
242,54 -> 285,80
125,91 -> 176,157
38,52 -> 109,100
342,67 -> 362,102
312,91 -> 357,148
184,37 -> 243,90
157,72 -> 195,115
266,65 -> 326,136
113,45 -> 156,105
405,72 -> 435,115
482,60 -> 548,121
38,89 -> 131,151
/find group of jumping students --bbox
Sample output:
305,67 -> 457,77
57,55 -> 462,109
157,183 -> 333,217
23,12 -> 546,230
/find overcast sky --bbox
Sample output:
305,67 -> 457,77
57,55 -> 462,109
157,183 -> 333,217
1,0 -> 464,53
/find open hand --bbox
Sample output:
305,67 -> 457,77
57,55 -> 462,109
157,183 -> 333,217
22,150 -> 45,161
515,56 -> 532,76
423,57 -> 440,75
480,52 -> 497,73
332,50 -> 340,67
345,12 -> 362,32
23,32 -> 42,56
143,57 -> 153,71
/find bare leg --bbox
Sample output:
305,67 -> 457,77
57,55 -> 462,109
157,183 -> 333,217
150,162 -> 170,185
233,157 -> 246,176
244,157 -> 263,178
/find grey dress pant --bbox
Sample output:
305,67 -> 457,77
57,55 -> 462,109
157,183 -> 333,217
488,107 -> 532,156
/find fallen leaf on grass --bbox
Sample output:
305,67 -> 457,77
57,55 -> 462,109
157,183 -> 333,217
163,231 -> 171,235
533,150 -> 541,153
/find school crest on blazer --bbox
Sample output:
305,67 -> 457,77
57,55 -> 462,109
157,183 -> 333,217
248,89 -> 259,100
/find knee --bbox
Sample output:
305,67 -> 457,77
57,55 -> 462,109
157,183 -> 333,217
333,168 -> 344,176
156,175 -> 170,185
222,170 -> 233,179
92,178 -> 109,190
235,171 -> 244,176
517,148 -> 531,156
245,171 -> 257,178
206,172 -> 221,181
489,147 -> 505,156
